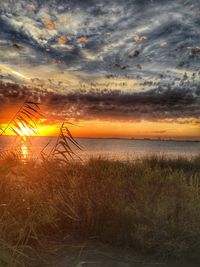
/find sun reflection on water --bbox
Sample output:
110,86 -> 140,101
20,142 -> 29,160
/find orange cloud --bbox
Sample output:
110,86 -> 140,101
43,18 -> 56,30
78,37 -> 88,43
58,35 -> 72,45
133,35 -> 147,43
58,35 -> 66,45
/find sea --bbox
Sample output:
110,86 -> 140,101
0,136 -> 200,161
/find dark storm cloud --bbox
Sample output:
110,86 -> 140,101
0,81 -> 199,122
46,84 -> 200,121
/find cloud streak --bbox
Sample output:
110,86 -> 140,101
0,80 -> 199,123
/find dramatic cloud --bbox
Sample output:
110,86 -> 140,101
0,80 -> 199,122
0,0 -> 200,129
0,0 -> 200,76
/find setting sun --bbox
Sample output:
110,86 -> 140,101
15,122 -> 31,137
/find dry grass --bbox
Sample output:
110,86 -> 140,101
0,155 -> 200,266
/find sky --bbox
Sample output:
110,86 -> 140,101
0,0 -> 200,139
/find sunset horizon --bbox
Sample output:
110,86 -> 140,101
0,76 -> 199,140
0,0 -> 200,141
0,1 -> 200,266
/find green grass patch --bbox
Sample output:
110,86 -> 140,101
0,155 -> 200,266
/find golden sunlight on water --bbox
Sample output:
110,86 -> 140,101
20,142 -> 29,160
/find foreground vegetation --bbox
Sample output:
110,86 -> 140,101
1,155 -> 200,266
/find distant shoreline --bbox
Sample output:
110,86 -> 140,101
1,135 -> 200,143
77,137 -> 200,143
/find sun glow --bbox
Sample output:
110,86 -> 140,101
30,118 -> 200,140
11,122 -> 35,142
16,122 -> 31,137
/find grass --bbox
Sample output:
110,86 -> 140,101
0,155 -> 200,266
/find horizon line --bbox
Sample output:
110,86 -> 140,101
1,135 -> 200,142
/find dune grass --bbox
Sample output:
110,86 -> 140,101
0,155 -> 200,266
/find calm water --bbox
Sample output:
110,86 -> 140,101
0,136 -> 200,160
